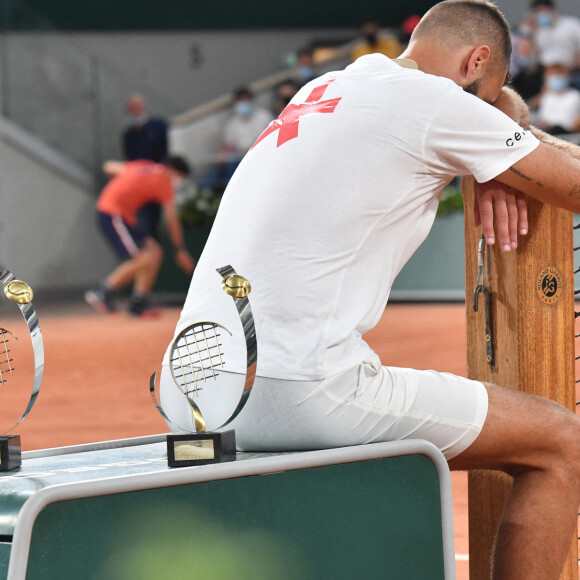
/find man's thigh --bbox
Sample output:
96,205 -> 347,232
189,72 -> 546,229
97,212 -> 144,260
224,358 -> 489,456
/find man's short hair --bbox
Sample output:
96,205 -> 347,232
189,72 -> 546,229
234,87 -> 253,101
164,155 -> 191,177
531,0 -> 555,9
411,1 -> 512,70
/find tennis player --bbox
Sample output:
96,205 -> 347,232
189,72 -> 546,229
86,156 -> 195,317
161,2 -> 580,577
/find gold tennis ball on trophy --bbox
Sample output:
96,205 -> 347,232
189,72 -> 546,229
4,280 -> 34,304
222,275 -> 251,298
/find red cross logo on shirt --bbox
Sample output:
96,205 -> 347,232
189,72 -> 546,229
252,80 -> 342,150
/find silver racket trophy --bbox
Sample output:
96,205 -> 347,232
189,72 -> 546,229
0,270 -> 44,471
150,265 -> 257,467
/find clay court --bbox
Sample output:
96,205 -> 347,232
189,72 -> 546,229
0,299 -> 578,579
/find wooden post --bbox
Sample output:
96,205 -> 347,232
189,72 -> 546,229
463,176 -> 577,579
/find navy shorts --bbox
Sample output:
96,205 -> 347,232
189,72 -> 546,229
98,212 -> 146,260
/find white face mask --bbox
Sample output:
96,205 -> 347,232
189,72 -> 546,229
536,11 -> 553,28
234,101 -> 254,117
546,74 -> 569,92
129,113 -> 149,125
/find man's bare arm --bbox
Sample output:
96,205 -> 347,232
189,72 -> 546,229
495,87 -> 580,161
477,89 -> 580,250
102,160 -> 125,177
495,143 -> 580,213
529,127 -> 580,161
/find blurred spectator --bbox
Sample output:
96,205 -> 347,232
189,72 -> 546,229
351,17 -> 401,62
530,0 -> 580,72
294,47 -> 317,86
536,62 -> 580,134
198,87 -> 273,193
511,36 -> 544,106
273,79 -> 300,117
122,94 -> 171,255
123,94 -> 168,163
517,13 -> 538,42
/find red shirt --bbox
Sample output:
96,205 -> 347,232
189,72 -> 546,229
97,161 -> 173,225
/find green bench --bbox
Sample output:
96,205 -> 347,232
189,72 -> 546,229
0,436 -> 455,579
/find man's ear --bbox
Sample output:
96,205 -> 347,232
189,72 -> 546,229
461,45 -> 491,80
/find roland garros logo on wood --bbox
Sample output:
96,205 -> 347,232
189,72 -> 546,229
536,266 -> 563,305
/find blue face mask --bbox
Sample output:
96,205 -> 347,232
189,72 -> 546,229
536,12 -> 553,27
234,100 -> 254,117
298,66 -> 314,80
547,74 -> 569,92
518,25 -> 533,37
518,55 -> 538,69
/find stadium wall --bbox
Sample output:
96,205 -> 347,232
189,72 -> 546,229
0,124 -> 116,293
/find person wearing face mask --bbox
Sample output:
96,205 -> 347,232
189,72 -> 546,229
537,61 -> 580,134
350,17 -> 401,63
511,36 -> 544,106
293,48 -> 317,87
198,87 -> 273,193
530,0 -> 580,79
122,94 -> 171,269
123,94 -> 169,164
273,79 -> 300,117
85,156 -> 195,317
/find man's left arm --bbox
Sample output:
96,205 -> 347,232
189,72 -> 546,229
162,203 -> 196,274
472,87 -> 531,251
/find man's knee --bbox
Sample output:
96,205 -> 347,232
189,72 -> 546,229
553,412 -> 580,476
530,407 -> 580,489
140,240 -> 163,266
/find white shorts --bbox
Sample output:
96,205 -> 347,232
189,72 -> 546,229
160,353 -> 488,460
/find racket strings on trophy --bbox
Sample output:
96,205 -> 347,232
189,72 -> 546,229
170,322 -> 228,397
0,329 -> 16,385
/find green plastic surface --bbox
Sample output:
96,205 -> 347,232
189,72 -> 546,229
23,455 -> 444,580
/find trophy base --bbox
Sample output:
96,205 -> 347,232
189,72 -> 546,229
0,435 -> 21,471
167,430 -> 236,468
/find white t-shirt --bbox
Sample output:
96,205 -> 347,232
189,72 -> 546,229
169,55 -> 539,380
224,107 -> 273,152
538,88 -> 580,131
535,15 -> 580,67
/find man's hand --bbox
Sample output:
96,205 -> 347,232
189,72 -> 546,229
175,248 -> 196,274
473,180 -> 528,251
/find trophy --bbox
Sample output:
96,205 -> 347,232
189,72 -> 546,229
0,270 -> 44,471
150,265 -> 257,467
